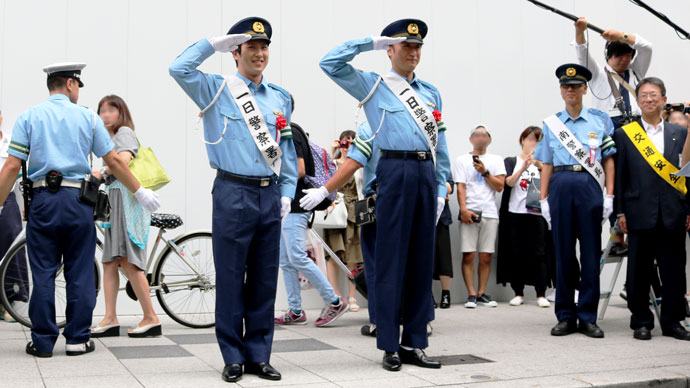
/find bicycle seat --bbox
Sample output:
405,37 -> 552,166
151,213 -> 184,230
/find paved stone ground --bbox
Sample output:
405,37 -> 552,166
1,296 -> 689,387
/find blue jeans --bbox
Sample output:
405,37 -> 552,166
280,212 -> 337,310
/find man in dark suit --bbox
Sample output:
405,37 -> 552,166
614,76 -> 690,341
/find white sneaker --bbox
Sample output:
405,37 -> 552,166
545,289 -> 556,302
509,296 -> 524,306
464,295 -> 477,308
537,297 -> 551,308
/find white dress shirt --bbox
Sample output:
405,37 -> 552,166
641,118 -> 664,155
572,34 -> 653,118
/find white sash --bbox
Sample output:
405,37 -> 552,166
544,114 -> 605,192
226,75 -> 282,176
381,72 -> 438,164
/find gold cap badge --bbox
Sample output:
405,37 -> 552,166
566,67 -> 576,77
253,21 -> 264,33
588,132 -> 598,138
407,23 -> 419,34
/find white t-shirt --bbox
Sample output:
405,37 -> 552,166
453,153 -> 506,219
508,156 -> 541,215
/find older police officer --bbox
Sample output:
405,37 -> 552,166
0,63 -> 160,358
536,63 -> 616,339
169,17 -> 297,383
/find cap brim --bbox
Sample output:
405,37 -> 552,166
249,35 -> 271,43
559,79 -> 586,85
405,36 -> 424,44
77,80 -> 84,88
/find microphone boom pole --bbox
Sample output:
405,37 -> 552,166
526,0 -> 605,34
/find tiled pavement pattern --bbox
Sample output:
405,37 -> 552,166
1,297 -> 689,387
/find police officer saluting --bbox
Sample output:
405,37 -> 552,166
0,63 -> 160,357
536,64 -> 616,339
169,17 -> 297,383
303,19 -> 451,371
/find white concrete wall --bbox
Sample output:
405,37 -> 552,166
1,0 -> 689,315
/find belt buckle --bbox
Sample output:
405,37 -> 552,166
260,179 -> 270,187
417,151 -> 427,160
573,165 -> 583,172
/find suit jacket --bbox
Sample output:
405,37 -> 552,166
613,120 -> 690,230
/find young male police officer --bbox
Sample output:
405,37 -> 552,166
303,19 -> 450,371
536,63 -> 616,339
0,63 -> 160,358
169,17 -> 297,383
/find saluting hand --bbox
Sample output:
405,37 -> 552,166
372,36 -> 406,51
209,34 -> 252,53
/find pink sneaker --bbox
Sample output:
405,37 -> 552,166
274,310 -> 307,325
314,297 -> 349,327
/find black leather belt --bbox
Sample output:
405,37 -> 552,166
217,170 -> 277,187
380,150 -> 431,161
554,165 -> 587,172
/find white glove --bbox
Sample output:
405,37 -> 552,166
603,194 -> 614,220
134,187 -> 161,213
208,34 -> 252,53
540,198 -> 552,230
435,197 -> 445,225
299,186 -> 329,211
371,36 -> 406,51
280,196 -> 291,221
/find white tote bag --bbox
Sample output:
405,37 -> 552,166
312,192 -> 348,229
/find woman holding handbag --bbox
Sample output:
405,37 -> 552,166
497,126 -> 555,308
90,95 -> 160,337
324,130 -> 364,312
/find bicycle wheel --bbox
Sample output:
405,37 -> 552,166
154,231 -> 215,328
0,237 -> 102,329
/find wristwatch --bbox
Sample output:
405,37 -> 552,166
482,171 -> 490,177
621,32 -> 629,43
99,167 -> 108,178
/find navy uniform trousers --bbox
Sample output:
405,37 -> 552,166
360,222 -> 376,324
212,176 -> 281,365
374,156 -> 436,352
1,192 -> 29,304
27,187 -> 97,352
548,171 -> 603,324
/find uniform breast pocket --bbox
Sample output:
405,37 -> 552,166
377,102 -> 405,131
220,108 -> 248,140
264,113 -> 279,139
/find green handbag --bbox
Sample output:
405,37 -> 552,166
129,137 -> 170,191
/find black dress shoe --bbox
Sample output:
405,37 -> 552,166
440,293 -> 451,309
25,342 -> 52,358
399,347 -> 441,369
550,319 -> 577,336
361,324 -> 377,337
662,325 -> 690,341
579,322 -> 604,338
245,362 -> 281,380
222,364 -> 243,382
633,327 -> 652,340
382,351 -> 402,371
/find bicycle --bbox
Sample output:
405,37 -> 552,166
0,213 -> 215,329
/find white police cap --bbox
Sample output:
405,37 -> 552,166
43,62 -> 87,87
